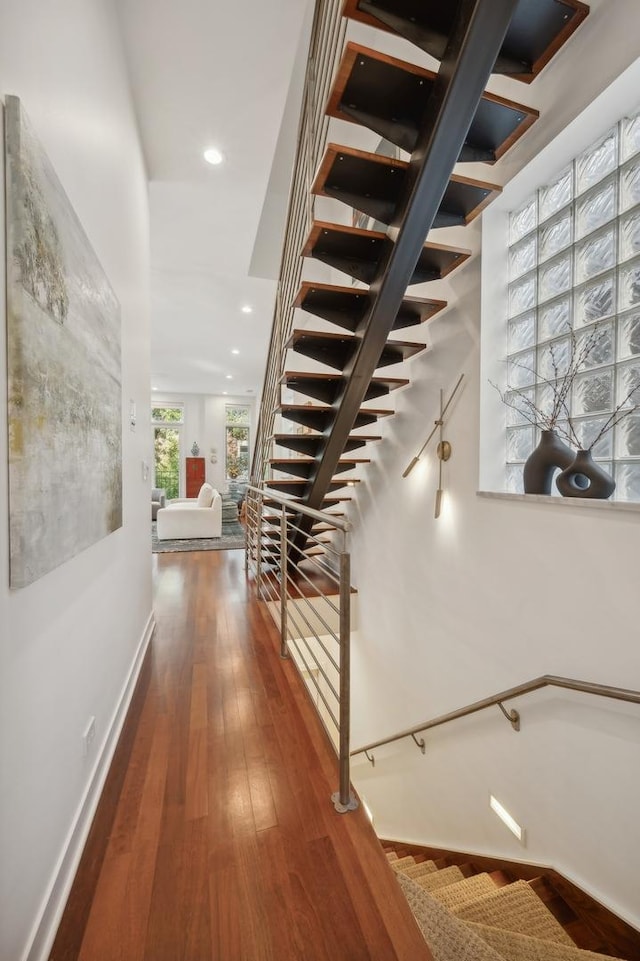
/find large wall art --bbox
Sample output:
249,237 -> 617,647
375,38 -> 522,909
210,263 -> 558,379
5,95 -> 122,588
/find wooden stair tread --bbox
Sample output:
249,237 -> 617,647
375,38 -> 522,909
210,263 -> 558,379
303,220 -> 470,287
313,143 -> 501,229
286,328 -> 427,371
277,404 -> 393,433
272,433 -> 381,457
327,43 -> 539,161
294,281 -> 447,332
283,370 -> 409,405
453,880 -> 575,946
264,478 -> 359,493
341,0 -> 589,84
269,457 -> 368,480
415,865 -> 465,892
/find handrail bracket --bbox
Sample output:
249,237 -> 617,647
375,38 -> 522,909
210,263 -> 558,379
498,701 -> 521,732
411,733 -> 426,754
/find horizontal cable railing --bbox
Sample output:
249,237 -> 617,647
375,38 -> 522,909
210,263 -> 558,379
250,0 -> 346,486
352,675 -> 640,763
245,484 -> 356,813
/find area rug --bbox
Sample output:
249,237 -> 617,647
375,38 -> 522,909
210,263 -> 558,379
151,519 -> 245,553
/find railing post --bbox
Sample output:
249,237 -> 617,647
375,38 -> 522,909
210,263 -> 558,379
256,492 -> 263,600
244,490 -> 250,573
332,535 -> 357,813
279,508 -> 289,659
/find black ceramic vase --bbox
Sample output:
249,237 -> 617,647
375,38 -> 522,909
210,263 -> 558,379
523,430 -> 575,495
555,449 -> 616,499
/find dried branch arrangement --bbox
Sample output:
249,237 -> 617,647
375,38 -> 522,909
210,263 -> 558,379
492,323 -> 640,451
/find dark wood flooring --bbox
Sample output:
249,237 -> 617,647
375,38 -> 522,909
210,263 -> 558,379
50,549 -> 431,961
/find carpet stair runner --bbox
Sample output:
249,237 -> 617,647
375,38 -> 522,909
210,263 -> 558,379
385,848 -> 627,961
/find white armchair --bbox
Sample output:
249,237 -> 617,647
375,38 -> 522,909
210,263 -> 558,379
156,483 -> 222,540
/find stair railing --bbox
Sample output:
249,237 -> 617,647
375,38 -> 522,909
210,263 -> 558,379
352,676 -> 640,763
251,0 -> 346,485
245,484 -> 357,813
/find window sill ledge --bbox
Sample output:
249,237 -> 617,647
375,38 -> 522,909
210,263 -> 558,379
477,490 -> 640,514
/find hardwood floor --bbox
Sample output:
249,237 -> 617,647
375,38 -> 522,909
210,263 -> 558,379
50,549 -> 431,961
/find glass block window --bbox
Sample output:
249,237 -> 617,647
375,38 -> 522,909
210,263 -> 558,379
506,108 -> 640,499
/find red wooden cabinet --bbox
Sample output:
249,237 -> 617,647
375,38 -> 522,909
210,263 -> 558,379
185,457 -> 205,498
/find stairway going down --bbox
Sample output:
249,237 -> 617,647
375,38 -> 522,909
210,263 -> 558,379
384,845 -> 637,961
262,0 -> 589,562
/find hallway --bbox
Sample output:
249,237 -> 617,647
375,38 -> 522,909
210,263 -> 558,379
50,549 -> 430,961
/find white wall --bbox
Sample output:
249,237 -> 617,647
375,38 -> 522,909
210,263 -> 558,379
152,391 -> 255,494
0,3 -> 153,960
345,0 -> 640,930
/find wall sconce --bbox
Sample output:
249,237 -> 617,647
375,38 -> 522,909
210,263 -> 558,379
403,374 -> 464,519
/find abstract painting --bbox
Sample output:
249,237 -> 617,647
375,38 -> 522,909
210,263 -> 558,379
5,96 -> 122,588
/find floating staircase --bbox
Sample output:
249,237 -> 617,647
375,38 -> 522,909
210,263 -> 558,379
258,0 -> 589,564
384,844 -> 638,961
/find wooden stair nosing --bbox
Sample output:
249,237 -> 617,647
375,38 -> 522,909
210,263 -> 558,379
326,42 -> 539,162
340,0 -> 589,84
312,142 -> 501,229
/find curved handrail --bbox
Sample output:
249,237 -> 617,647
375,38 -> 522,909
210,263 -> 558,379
351,675 -> 640,758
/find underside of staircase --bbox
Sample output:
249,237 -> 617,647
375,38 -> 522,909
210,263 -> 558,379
263,0 -> 589,558
383,842 -> 640,961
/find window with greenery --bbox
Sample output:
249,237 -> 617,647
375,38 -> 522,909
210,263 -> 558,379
225,406 -> 250,482
152,406 -> 183,499
505,108 -> 640,499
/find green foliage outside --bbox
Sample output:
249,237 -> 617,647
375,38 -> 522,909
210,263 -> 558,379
152,406 -> 183,423
226,426 -> 249,480
225,405 -> 249,425
225,406 -> 250,480
152,408 -> 183,499
154,426 -> 180,499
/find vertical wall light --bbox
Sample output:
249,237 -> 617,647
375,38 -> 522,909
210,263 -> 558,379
489,794 -> 525,844
402,374 -> 464,518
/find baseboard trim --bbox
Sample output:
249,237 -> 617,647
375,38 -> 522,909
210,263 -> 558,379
23,611 -> 156,961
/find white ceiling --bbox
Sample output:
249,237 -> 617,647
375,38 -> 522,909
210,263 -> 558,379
116,0 -> 314,397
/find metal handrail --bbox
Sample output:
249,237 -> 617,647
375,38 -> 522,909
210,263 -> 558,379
246,484 -> 351,533
351,675 -> 640,759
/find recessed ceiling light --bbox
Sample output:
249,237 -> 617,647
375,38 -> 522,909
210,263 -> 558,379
152,386 -> 158,391
241,305 -> 253,314
222,391 -> 228,395
226,374 -> 233,380
203,146 -> 224,166
231,349 -> 240,355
